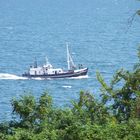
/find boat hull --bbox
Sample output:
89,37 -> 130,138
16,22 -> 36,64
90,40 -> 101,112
22,68 -> 88,79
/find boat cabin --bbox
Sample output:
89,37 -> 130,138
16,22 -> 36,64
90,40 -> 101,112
29,63 -> 63,76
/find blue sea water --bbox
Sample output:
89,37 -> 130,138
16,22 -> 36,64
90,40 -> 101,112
0,0 -> 140,120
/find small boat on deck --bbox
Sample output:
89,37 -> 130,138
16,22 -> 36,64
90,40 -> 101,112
22,44 -> 88,79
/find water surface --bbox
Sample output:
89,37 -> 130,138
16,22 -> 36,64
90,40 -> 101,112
0,0 -> 140,120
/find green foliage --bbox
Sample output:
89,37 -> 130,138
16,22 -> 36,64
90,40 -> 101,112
97,67 -> 140,122
72,91 -> 109,125
137,9 -> 140,15
11,93 -> 36,124
35,92 -> 52,120
0,132 -> 7,140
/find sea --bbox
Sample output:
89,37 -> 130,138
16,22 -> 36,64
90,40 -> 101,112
0,0 -> 140,120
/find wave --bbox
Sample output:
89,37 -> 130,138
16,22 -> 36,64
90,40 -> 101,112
0,73 -> 27,80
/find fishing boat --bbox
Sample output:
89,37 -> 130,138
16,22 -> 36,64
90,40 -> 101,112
22,44 -> 88,79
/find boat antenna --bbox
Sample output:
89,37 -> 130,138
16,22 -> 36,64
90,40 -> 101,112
34,57 -> 37,68
45,56 -> 49,65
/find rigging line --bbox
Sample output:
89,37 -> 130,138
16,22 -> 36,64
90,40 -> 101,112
109,11 -> 139,44
125,12 -> 137,33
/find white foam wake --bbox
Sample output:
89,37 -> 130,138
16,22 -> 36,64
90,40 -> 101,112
0,73 -> 27,80
68,75 -> 89,79
31,77 -> 46,80
0,73 -> 89,80
62,85 -> 72,88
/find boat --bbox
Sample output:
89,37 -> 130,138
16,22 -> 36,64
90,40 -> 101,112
22,44 -> 88,79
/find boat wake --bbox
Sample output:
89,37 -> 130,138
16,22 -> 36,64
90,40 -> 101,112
62,85 -> 72,88
31,77 -> 47,80
68,75 -> 89,79
0,73 -> 89,80
0,73 -> 27,80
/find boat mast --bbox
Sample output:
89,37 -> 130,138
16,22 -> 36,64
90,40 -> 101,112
66,43 -> 76,70
67,43 -> 70,70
